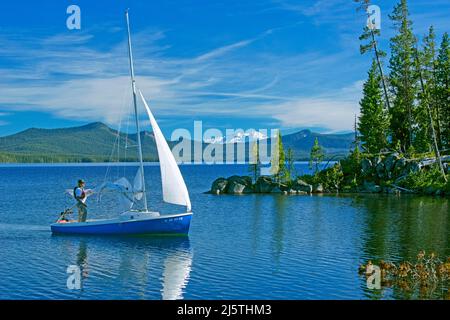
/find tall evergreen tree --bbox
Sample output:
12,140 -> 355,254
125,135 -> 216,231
414,34 -> 447,181
270,131 -> 287,182
309,137 -> 324,174
355,0 -> 392,112
415,26 -> 437,152
435,32 -> 450,148
388,0 -> 418,153
286,147 -> 295,183
358,60 -> 389,153
248,140 -> 261,183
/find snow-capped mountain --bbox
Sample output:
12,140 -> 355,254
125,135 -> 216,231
205,130 -> 268,144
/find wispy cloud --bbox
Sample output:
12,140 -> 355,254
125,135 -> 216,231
0,1 -> 417,135
0,23 -> 367,133
195,40 -> 253,61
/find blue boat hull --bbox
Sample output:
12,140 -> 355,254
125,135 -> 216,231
51,213 -> 192,235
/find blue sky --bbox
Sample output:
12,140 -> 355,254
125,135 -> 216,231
0,0 -> 448,137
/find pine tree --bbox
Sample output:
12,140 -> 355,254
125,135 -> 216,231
414,26 -> 437,152
355,0 -> 392,112
286,147 -> 295,183
358,60 -> 390,154
270,131 -> 287,182
388,0 -> 418,153
309,137 -> 324,174
414,34 -> 447,182
435,32 -> 449,148
248,140 -> 261,183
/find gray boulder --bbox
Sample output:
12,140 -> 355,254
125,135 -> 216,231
226,175 -> 253,194
210,177 -> 228,194
292,179 -> 313,193
312,184 -> 324,193
384,153 -> 400,172
376,161 -> 386,179
394,157 -> 407,174
227,183 -> 246,194
254,176 -> 276,193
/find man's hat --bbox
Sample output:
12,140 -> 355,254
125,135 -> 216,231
78,179 -> 85,184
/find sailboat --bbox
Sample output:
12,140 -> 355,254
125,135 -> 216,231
50,10 -> 192,235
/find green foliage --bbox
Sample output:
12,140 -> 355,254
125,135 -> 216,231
270,131 -> 288,182
0,123 -> 159,163
309,137 -> 324,174
358,60 -> 390,153
435,32 -> 450,149
399,165 -> 447,192
340,146 -> 363,187
388,0 -> 419,152
317,163 -> 344,191
356,0 -> 448,158
414,26 -> 437,153
286,147 -> 296,183
248,141 -> 261,183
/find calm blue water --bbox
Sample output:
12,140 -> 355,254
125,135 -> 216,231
0,163 -> 448,300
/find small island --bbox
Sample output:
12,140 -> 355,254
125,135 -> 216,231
209,150 -> 450,196
210,8 -> 450,198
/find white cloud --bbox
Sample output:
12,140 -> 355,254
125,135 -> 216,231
195,40 -> 253,61
240,80 -> 363,132
0,23 -> 365,132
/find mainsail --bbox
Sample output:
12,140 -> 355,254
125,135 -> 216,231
139,90 -> 192,211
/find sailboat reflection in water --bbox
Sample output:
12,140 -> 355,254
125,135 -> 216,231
61,237 -> 193,299
161,243 -> 193,300
51,10 -> 192,235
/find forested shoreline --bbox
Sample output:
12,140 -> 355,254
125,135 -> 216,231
211,0 -> 449,197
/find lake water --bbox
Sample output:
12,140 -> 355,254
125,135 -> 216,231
0,163 -> 448,300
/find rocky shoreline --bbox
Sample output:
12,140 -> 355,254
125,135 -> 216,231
208,152 -> 450,196
209,175 -> 322,195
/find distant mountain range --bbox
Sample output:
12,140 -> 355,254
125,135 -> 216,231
0,122 -> 354,163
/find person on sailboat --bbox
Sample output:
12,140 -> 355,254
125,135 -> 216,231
74,179 -> 88,222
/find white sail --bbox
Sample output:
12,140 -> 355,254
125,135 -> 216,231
139,90 -> 192,211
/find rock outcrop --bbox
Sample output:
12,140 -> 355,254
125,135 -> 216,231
254,176 -> 277,193
209,175 -> 312,195
226,175 -> 253,194
210,177 -> 228,195
208,152 -> 449,196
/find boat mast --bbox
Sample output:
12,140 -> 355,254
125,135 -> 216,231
125,9 -> 148,211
